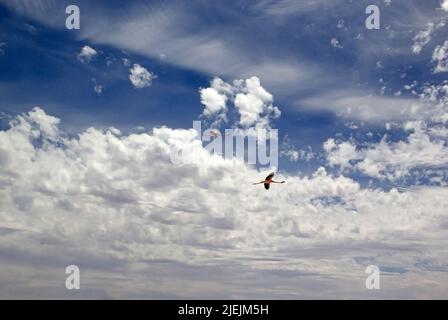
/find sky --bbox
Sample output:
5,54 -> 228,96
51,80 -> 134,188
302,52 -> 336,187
0,0 -> 447,299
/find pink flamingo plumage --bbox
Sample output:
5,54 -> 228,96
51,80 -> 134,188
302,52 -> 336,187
253,172 -> 285,190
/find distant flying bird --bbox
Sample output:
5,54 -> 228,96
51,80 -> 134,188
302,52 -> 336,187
208,129 -> 221,138
253,172 -> 285,190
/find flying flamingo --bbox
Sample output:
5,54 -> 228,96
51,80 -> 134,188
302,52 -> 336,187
208,129 -> 221,138
253,172 -> 285,190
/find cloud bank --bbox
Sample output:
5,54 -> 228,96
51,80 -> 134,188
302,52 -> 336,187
1,108 -> 447,298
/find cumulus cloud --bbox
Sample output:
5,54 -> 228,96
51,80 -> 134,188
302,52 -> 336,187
200,77 -> 281,129
432,41 -> 448,73
200,88 -> 227,116
324,122 -> 448,182
330,38 -> 343,49
234,77 -> 280,127
129,64 -> 156,89
320,79 -> 448,183
281,148 -> 315,162
442,0 -> 448,11
199,78 -> 232,120
77,45 -> 97,63
281,136 -> 314,162
1,108 -> 448,298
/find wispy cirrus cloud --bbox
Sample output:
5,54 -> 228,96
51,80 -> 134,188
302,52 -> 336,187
297,89 -> 428,122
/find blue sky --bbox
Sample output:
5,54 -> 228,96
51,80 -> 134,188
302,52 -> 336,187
1,0 -> 447,180
0,0 -> 448,299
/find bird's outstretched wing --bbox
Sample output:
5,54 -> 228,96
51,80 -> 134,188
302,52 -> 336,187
265,173 -> 275,181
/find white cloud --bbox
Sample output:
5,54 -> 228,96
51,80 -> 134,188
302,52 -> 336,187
411,23 -> 434,55
92,78 -> 104,95
324,122 -> 448,181
0,0 -> 443,119
432,41 -> 448,73
299,90 -> 427,122
200,88 -> 226,115
7,106 -> 60,139
234,77 -> 279,127
283,149 -> 299,161
1,108 -> 448,298
330,38 -> 343,49
411,18 -> 447,55
441,0 -> 448,11
253,0 -> 341,17
62,2 -> 323,96
281,136 -> 315,162
281,148 -> 314,162
199,78 -> 231,119
108,127 -> 122,136
129,64 -> 156,89
200,77 -> 280,129
77,45 -> 97,63
122,58 -> 131,67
